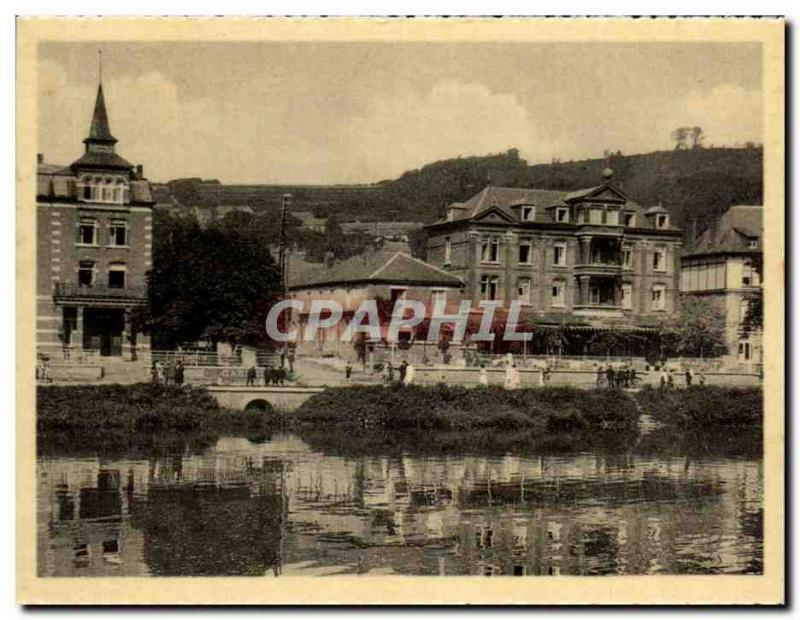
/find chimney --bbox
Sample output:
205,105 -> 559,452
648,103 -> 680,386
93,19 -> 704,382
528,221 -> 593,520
136,164 -> 144,179
37,153 -> 44,164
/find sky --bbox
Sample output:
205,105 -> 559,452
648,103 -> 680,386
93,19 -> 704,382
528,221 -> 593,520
37,41 -> 763,184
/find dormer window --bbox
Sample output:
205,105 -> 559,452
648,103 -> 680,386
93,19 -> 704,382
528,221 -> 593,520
521,206 -> 535,221
556,207 -> 569,223
79,175 -> 128,205
656,213 -> 669,229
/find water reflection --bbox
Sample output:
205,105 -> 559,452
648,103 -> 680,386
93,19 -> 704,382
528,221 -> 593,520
37,434 -> 763,577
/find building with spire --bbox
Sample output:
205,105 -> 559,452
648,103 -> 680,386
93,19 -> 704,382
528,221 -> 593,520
37,79 -> 154,360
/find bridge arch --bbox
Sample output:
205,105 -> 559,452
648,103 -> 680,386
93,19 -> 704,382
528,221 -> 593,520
243,398 -> 273,413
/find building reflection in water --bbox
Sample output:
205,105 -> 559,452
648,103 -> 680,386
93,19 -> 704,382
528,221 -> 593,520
37,434 -> 763,577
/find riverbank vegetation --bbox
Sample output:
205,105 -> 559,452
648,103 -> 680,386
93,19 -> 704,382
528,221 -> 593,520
37,383 -> 762,457
36,383 -> 277,455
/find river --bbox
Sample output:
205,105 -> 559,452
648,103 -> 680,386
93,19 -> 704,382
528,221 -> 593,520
37,432 -> 763,577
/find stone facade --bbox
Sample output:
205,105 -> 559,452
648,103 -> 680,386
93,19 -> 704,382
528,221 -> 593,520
36,82 -> 154,361
425,172 -> 683,330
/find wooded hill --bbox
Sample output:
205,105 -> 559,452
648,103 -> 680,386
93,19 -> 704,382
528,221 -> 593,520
157,146 -> 763,239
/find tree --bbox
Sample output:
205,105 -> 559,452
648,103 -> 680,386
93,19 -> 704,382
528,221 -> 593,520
672,297 -> 727,358
144,211 -> 282,349
690,126 -> 705,150
671,127 -> 690,150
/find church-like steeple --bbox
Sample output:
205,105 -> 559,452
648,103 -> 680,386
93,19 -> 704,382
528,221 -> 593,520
84,82 -> 117,148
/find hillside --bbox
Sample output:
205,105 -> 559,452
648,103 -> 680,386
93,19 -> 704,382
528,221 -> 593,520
156,146 -> 762,239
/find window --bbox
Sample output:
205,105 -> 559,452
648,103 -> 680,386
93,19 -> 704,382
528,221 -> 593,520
108,263 -> 126,289
651,284 -> 666,311
480,275 -> 500,301
551,280 -> 565,307
480,237 -> 500,263
652,248 -> 666,272
79,175 -> 128,205
556,207 -> 569,223
622,246 -> 633,269
77,261 -> 95,288
431,289 -> 447,307
656,213 -> 669,229
517,278 -> 531,304
77,218 -> 98,245
444,237 -> 452,264
738,340 -> 751,361
109,220 -> 129,246
623,212 -> 635,227
521,206 -> 535,221
552,242 -> 567,267
518,239 -> 532,264
621,283 -> 633,309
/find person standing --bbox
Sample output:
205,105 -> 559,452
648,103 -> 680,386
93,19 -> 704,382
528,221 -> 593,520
404,362 -> 416,386
174,360 -> 185,386
605,364 -> 615,389
398,360 -> 408,384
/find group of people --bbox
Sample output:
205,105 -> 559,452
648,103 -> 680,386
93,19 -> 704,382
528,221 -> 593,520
151,359 -> 185,386
596,364 -> 638,389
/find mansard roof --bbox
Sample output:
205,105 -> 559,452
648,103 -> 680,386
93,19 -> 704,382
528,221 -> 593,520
685,205 -> 763,256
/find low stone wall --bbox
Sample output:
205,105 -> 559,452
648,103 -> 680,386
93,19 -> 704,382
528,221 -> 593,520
48,365 -> 104,382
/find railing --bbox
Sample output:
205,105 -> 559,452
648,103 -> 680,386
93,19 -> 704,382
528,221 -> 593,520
53,282 -> 146,301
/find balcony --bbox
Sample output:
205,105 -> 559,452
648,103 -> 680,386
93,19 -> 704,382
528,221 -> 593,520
53,282 -> 147,304
573,304 -> 627,319
573,262 -> 622,277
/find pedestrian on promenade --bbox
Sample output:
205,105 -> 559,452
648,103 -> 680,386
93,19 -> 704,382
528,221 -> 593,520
504,363 -> 520,390
174,361 -> 185,386
479,365 -> 489,387
345,360 -> 353,384
605,364 -> 615,389
404,362 -> 415,386
398,360 -> 408,384
155,361 -> 165,384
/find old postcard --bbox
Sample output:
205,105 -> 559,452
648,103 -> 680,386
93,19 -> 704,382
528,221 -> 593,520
16,16 -> 784,604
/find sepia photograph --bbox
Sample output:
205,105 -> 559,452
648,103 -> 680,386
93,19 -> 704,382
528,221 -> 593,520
15,16 -> 784,605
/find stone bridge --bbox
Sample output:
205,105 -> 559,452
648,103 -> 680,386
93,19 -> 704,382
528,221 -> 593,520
205,386 -> 326,412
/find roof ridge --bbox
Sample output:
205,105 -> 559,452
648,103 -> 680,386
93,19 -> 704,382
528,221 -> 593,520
367,251 -> 402,279
397,252 -> 464,283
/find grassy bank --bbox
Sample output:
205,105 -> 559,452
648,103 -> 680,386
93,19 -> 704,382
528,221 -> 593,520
37,383 -> 277,455
633,385 -> 763,456
293,384 -> 639,434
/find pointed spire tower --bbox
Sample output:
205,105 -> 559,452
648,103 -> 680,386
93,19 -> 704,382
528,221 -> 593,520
84,82 -> 118,149
71,54 -> 132,171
